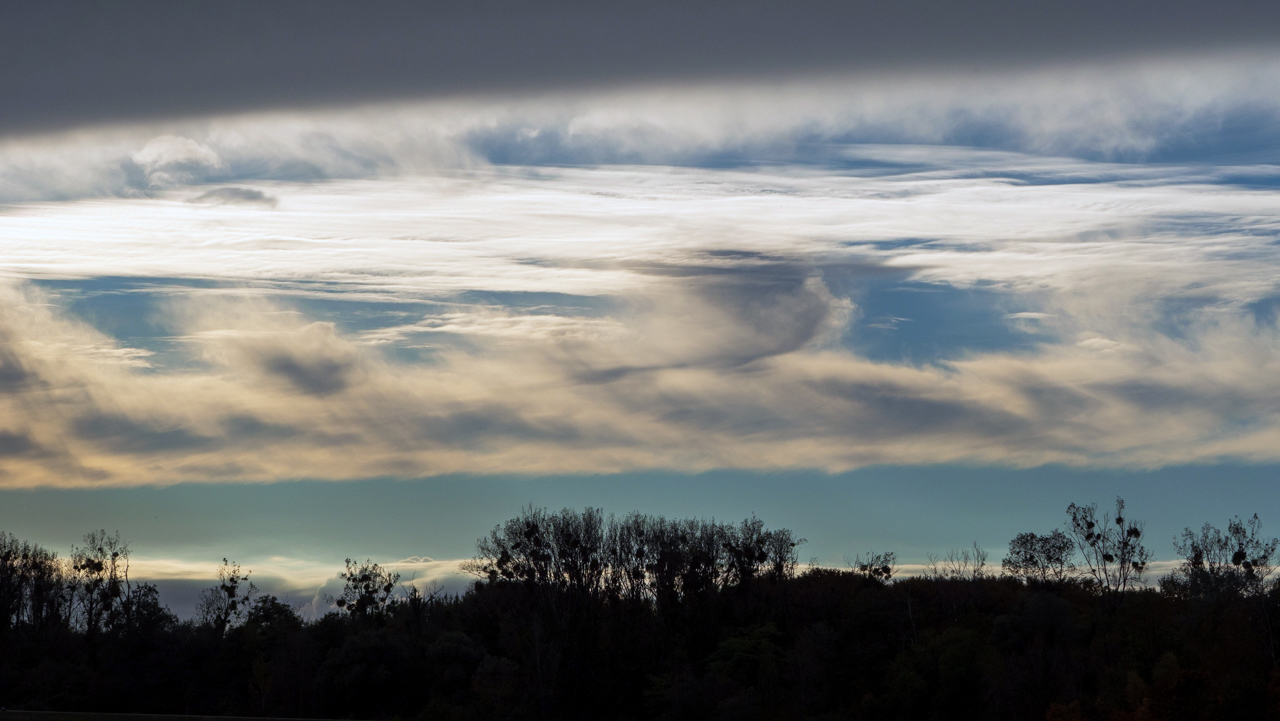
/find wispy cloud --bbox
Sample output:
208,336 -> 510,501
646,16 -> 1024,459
6,54 -> 1280,205
1,64 -> 1280,486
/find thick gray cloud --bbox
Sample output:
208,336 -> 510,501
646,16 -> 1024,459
209,322 -> 366,397
0,349 -> 34,393
0,431 -> 35,457
72,413 -> 218,455
2,0 -> 1279,137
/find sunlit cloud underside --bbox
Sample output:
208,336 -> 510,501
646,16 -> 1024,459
2,60 -> 1280,487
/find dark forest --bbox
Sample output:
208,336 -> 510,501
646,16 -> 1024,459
3,499 -> 1280,721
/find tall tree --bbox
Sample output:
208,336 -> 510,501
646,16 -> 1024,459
195,558 -> 257,634
68,530 -> 132,633
1065,497 -> 1152,594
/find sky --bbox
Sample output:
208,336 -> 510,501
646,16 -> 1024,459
2,2 -> 1280,617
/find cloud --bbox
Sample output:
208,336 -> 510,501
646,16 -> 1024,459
189,186 -> 278,207
0,431 -> 35,457
0,247 -> 1277,488
131,135 -> 224,188
561,271 -> 855,383
73,413 -> 218,455
7,54 -> 1280,205
200,322 -> 366,397
1,102 -> 1280,485
297,558 -> 473,619
0,346 -> 35,392
3,1 -> 1280,136
121,553 -> 474,619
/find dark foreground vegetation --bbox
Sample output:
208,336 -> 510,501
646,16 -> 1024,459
4,499 -> 1280,720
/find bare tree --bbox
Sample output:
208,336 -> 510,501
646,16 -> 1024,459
465,506 -> 559,587
847,551 -> 897,583
722,516 -> 805,587
1066,497 -> 1152,594
465,508 -> 804,605
331,558 -> 400,617
549,506 -> 607,597
1,533 -> 70,631
1162,515 -> 1278,599
643,516 -> 725,603
195,558 -> 257,634
927,543 -> 989,581
604,511 -> 651,602
68,530 -> 132,634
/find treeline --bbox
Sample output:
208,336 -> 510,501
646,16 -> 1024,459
3,499 -> 1280,720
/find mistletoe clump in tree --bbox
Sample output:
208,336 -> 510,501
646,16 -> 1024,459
1066,497 -> 1153,594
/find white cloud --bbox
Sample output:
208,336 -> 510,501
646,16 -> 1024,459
132,135 -> 224,188
3,51 -> 1280,204
0,58 -> 1278,485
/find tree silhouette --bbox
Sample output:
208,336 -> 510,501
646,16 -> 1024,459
331,558 -> 400,617
927,542 -> 989,580
0,532 -> 69,631
848,550 -> 897,583
1002,530 -> 1076,583
68,529 -> 132,634
1065,497 -> 1152,594
1162,514 -> 1278,599
7,504 -> 1280,720
195,558 -> 257,634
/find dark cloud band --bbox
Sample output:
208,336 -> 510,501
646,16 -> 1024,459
3,0 -> 1279,137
